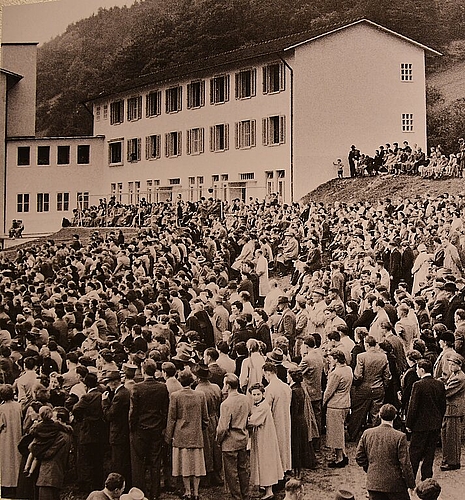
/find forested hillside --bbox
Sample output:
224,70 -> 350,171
35,0 -> 465,145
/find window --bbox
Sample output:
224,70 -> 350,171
212,175 -> 219,182
127,138 -> 141,162
117,183 -> 123,202
187,128 -> 205,155
96,106 -> 101,121
127,96 -> 142,121
57,192 -> 70,211
210,123 -> 229,152
57,146 -> 70,165
77,192 -> 89,210
210,75 -> 230,104
188,177 -> 195,185
401,63 -> 413,81
17,146 -> 30,166
235,69 -> 256,99
187,81 -> 205,109
17,193 -> 29,213
235,120 -> 256,149
110,100 -> 124,125
109,140 -> 123,165
77,145 -> 90,164
103,105 -> 108,120
402,113 -> 414,132
165,131 -> 182,157
134,181 -> 141,204
262,115 -> 286,145
263,63 -> 285,93
37,146 -> 50,166
221,174 -> 229,181
37,193 -> 50,212
146,91 -> 161,117
128,182 -> 134,204
111,183 -> 116,198
145,135 -> 161,160
197,176 -> 204,184
146,180 -> 158,203
169,178 -> 181,185
166,86 -> 182,113
240,172 -> 255,180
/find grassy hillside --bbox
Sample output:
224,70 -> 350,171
302,175 -> 465,205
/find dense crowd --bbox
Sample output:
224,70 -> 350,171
2,190 -> 465,500
345,138 -> 465,178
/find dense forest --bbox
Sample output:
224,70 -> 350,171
36,0 -> 465,149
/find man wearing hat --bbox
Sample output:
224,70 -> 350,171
406,359 -> 446,480
356,403 -> 415,500
433,330 -> 456,380
102,371 -> 132,485
441,351 -> 465,470
276,296 -> 296,356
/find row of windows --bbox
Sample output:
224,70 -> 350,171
108,116 -> 285,164
17,192 -> 89,213
17,145 -> 91,167
103,63 -> 286,125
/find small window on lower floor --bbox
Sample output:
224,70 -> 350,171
17,193 -> 30,212
402,113 -> 414,132
57,192 -> 70,211
37,193 -> 50,212
77,145 -> 90,164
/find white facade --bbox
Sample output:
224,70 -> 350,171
1,20 -> 440,234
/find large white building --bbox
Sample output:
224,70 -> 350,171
0,19 -> 440,234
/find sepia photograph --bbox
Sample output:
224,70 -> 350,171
0,0 -> 465,499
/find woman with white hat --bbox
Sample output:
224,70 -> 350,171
412,243 -> 433,295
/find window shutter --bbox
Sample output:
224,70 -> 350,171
187,129 -> 191,155
251,120 -> 256,147
177,87 -> 182,111
280,63 -> 285,91
187,83 -> 192,109
225,124 -> 229,151
145,137 -> 150,159
108,144 -> 112,164
200,80 -> 205,107
178,131 -> 182,156
145,95 -> 150,118
251,69 -> 256,97
137,138 -> 141,160
138,96 -> 142,119
165,90 -> 169,114
200,128 -> 205,154
210,126 -> 215,152
280,116 -> 286,144
165,133 -> 169,157
235,73 -> 239,99
210,79 -> 214,104
263,66 -> 268,94
225,75 -> 230,102
127,140 -> 131,161
262,118 -> 268,146
156,135 -> 161,158
235,122 -> 240,149
157,91 -> 161,114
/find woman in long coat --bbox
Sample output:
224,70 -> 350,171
248,383 -> 283,500
165,370 -> 209,500
411,244 -> 432,295
0,384 -> 22,490
323,349 -> 353,468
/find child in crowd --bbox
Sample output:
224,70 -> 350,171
333,159 -> 344,178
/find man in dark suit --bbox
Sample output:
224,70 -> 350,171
102,370 -> 131,486
73,372 -> 107,493
406,359 -> 446,480
129,359 -> 169,500
204,347 -> 227,388
356,404 -> 415,500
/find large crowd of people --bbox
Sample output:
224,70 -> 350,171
2,188 -> 465,500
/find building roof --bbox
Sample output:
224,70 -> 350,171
0,67 -> 23,91
87,18 -> 441,102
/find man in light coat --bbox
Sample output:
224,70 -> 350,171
356,403 -> 415,500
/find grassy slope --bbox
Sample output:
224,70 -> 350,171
301,175 -> 465,205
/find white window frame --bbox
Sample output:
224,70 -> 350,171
240,172 -> 255,181
400,63 -> 413,82
165,131 -> 182,157
110,100 -> 124,125
210,123 -> 229,152
127,96 -> 142,121
77,192 -> 89,210
17,146 -> 30,166
235,119 -> 256,149
187,127 -> 205,155
57,145 -> 70,165
37,145 -> 50,166
210,75 -> 230,104
262,115 -> 286,146
146,91 -> 162,117
109,139 -> 124,166
145,135 -> 161,160
401,113 -> 414,132
103,104 -> 108,120
127,138 -> 142,162
187,80 -> 205,109
95,106 -> 101,121
263,63 -> 285,94
37,193 -> 50,212
57,192 -> 70,211
166,86 -> 182,113
235,69 -> 256,99
17,193 -> 30,213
